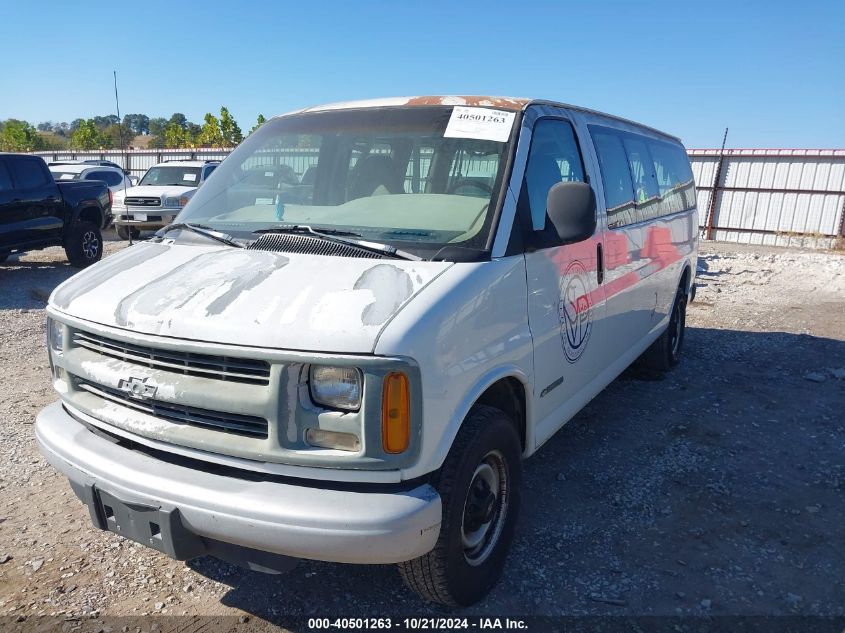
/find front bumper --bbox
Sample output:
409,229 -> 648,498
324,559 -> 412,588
113,211 -> 177,230
36,401 -> 442,565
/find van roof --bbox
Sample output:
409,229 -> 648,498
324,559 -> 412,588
285,96 -> 681,143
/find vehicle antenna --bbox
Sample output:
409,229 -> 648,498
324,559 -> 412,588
114,70 -> 132,246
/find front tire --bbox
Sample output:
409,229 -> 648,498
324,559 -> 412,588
642,286 -> 687,372
65,221 -> 103,268
399,405 -> 522,606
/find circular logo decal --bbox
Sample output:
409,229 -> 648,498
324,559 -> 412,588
559,260 -> 593,363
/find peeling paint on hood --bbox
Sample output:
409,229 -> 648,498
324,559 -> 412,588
114,250 -> 289,328
51,242 -> 452,353
354,264 -> 414,326
51,243 -> 171,310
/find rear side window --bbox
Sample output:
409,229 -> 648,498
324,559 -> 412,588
0,160 -> 13,191
589,129 -> 637,227
105,171 -> 123,186
523,119 -> 586,231
9,158 -> 49,190
648,140 -> 695,215
86,170 -> 122,186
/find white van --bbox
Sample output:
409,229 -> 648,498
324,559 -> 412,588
36,96 -> 697,606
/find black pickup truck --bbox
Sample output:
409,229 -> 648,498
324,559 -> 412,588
0,154 -> 112,268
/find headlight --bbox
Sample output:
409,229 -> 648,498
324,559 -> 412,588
47,317 -> 64,355
179,195 -> 191,207
164,196 -> 181,208
309,366 -> 362,411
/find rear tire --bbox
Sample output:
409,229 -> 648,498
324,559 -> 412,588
116,225 -> 140,240
642,286 -> 687,372
65,221 -> 103,268
399,405 -> 522,606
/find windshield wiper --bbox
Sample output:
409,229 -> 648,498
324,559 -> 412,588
252,224 -> 419,261
159,222 -> 244,248
253,224 -> 361,237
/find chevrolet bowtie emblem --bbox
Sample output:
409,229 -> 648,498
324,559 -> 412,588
117,376 -> 158,400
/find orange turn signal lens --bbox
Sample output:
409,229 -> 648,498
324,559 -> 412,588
382,372 -> 410,454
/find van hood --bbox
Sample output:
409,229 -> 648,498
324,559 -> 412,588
50,242 -> 451,353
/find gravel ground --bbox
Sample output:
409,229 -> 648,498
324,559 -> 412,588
0,236 -> 843,626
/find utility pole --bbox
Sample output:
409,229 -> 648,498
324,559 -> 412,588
704,127 -> 728,240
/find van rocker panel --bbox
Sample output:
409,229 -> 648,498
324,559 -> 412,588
35,402 -> 442,565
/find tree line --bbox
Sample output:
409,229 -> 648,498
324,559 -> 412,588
0,108 -> 267,152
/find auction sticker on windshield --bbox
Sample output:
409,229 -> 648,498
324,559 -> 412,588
444,106 -> 516,142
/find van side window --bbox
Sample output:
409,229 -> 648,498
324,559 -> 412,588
622,136 -> 660,221
648,140 -> 696,216
523,119 -> 585,231
590,129 -> 637,228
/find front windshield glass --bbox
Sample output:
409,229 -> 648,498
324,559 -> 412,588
178,106 -> 517,256
139,166 -> 202,187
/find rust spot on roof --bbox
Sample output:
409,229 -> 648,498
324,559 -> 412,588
404,96 -> 530,110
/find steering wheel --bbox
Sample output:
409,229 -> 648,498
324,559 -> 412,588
447,178 -> 494,196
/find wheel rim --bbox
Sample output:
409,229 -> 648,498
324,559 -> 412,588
82,231 -> 99,260
461,450 -> 509,566
669,296 -> 685,358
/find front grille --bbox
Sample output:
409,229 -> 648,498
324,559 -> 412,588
125,197 -> 162,207
73,331 -> 271,385
248,233 -> 387,259
73,377 -> 269,439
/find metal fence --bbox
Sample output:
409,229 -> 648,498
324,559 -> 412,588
35,148 -> 232,177
691,148 -> 845,249
33,147 -> 845,249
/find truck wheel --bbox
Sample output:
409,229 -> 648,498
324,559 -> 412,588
399,405 -> 522,606
65,221 -> 103,268
642,286 -> 687,372
116,226 -> 140,240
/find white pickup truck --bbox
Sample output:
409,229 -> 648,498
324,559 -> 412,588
37,96 -> 697,606
112,159 -> 219,239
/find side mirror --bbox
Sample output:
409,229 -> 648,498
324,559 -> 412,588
546,181 -> 596,244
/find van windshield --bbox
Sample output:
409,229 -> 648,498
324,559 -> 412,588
178,106 -> 516,257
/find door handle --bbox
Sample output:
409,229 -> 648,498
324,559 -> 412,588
596,243 -> 604,285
